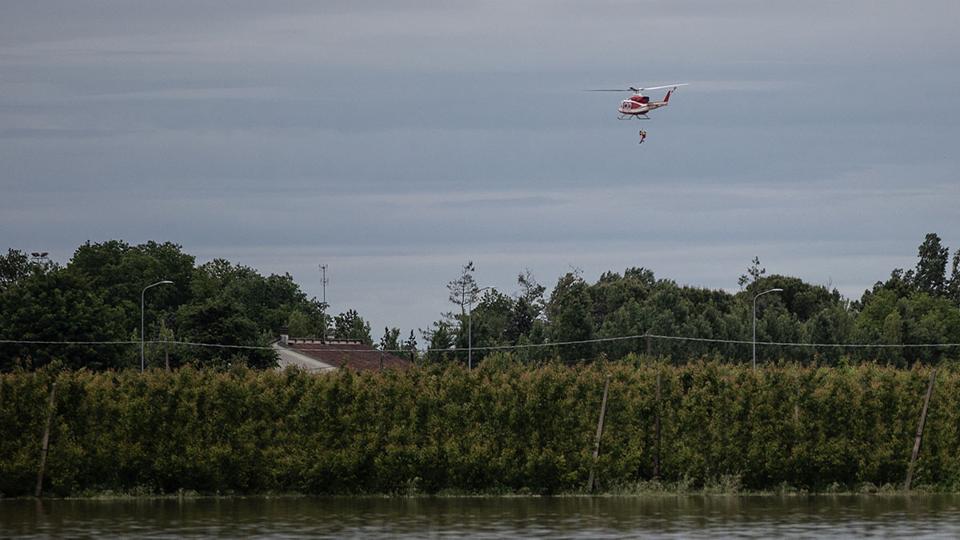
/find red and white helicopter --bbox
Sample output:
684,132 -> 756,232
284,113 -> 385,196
590,83 -> 688,120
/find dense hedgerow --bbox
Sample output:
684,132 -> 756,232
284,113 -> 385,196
2,356 -> 958,496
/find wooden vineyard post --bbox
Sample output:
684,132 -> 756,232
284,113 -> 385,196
587,375 -> 611,493
905,368 -> 937,491
35,382 -> 57,498
654,371 -> 662,480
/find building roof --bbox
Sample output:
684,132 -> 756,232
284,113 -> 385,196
274,343 -> 336,371
284,337 -> 411,371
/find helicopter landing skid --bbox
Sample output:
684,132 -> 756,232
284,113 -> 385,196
618,114 -> 650,120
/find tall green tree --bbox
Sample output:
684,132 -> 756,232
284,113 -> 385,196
947,251 -> 960,306
380,327 -> 401,351
192,259 -> 325,335
738,256 -> 766,289
286,310 -> 321,337
0,249 -> 36,291
69,240 -> 195,325
545,272 -> 595,363
403,330 -> 419,363
859,268 -> 916,308
333,309 -> 372,344
422,321 -> 455,364
459,289 -> 514,364
880,309 -> 904,365
853,289 -> 899,344
176,296 -> 276,369
0,269 -> 127,370
803,304 -> 855,363
914,233 -> 949,296
506,270 -> 546,345
900,293 -> 960,364
447,261 -> 479,317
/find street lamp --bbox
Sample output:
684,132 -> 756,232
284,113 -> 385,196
467,286 -> 492,370
141,280 -> 174,372
752,288 -> 783,369
30,252 -> 49,269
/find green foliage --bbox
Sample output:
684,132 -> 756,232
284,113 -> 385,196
380,327 -> 401,351
947,251 -> 960,306
422,321 -> 455,364
738,256 -> 766,289
191,258 -> 327,336
333,309 -> 372,345
2,362 -> 957,497
451,289 -> 514,364
0,249 -> 36,291
176,297 -> 276,369
447,261 -> 479,317
0,240 -> 342,371
546,272 -> 595,363
506,269 -> 546,344
0,271 -> 128,370
6,232 -> 960,372
402,330 -> 419,363
915,233 -> 949,297
286,310 -> 320,338
418,232 -> 960,367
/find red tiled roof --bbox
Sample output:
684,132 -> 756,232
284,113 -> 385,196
288,340 -> 412,371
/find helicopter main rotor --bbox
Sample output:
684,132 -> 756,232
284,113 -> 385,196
587,83 -> 688,94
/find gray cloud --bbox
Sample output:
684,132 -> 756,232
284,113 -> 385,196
2,1 -> 958,336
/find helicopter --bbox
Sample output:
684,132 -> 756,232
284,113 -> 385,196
589,83 -> 688,120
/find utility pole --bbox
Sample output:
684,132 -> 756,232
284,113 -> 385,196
752,288 -> 783,369
467,286 -> 492,370
141,280 -> 174,372
319,264 -> 329,305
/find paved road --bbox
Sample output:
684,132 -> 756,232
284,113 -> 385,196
273,343 -> 335,372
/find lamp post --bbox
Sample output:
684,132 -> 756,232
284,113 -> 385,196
752,288 -> 783,369
141,280 -> 174,372
30,252 -> 49,272
467,286 -> 492,370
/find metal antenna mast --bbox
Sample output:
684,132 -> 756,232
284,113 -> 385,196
319,264 -> 329,305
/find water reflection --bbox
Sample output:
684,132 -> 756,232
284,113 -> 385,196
3,495 -> 960,538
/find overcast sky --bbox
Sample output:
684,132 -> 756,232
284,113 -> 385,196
3,1 -> 959,339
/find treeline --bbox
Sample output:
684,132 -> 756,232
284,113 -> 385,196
424,233 -> 960,367
3,233 -> 960,371
0,241 -> 344,371
3,360 -> 958,496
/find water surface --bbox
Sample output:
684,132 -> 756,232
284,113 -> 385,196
3,495 -> 959,538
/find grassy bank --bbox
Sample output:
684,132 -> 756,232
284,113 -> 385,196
2,358 -> 959,497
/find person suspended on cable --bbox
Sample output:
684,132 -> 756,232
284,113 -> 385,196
638,129 -> 648,144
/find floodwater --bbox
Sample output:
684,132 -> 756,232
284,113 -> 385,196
2,495 -> 959,538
